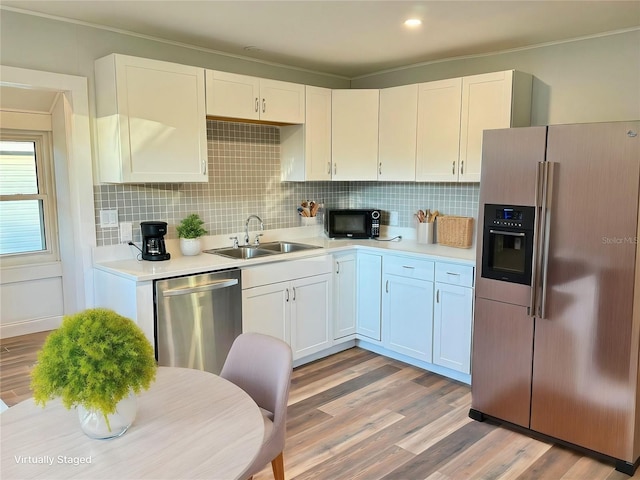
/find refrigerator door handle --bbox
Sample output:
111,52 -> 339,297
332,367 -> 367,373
538,162 -> 555,319
529,161 -> 545,317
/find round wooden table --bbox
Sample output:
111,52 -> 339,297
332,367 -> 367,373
1,367 -> 264,479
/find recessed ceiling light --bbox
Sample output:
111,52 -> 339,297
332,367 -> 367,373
404,18 -> 422,27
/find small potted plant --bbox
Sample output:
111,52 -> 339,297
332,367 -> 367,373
30,308 -> 157,439
176,213 -> 208,256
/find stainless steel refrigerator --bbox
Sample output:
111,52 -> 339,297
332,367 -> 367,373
470,122 -> 640,475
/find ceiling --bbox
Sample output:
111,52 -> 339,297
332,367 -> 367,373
2,1 -> 640,78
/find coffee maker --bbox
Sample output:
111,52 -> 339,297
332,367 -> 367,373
141,221 -> 171,261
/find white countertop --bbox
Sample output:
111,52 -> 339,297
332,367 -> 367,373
94,229 -> 476,282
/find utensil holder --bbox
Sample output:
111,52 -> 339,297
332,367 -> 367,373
300,216 -> 317,226
417,222 -> 433,244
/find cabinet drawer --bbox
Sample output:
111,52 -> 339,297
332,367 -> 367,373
383,255 -> 434,281
435,262 -> 474,287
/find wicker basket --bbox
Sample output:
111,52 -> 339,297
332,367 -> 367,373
437,216 -> 474,248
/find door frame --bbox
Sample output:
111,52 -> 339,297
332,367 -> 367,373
0,65 -> 95,337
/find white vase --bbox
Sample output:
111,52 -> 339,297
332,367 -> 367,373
180,238 -> 201,256
77,392 -> 137,439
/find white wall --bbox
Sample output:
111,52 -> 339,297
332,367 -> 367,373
0,10 -> 349,88
0,9 -> 351,186
352,29 -> 640,125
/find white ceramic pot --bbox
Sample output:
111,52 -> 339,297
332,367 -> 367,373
180,238 -> 201,256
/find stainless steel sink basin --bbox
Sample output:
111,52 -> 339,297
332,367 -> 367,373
204,241 -> 322,259
259,241 -> 322,253
204,246 -> 277,260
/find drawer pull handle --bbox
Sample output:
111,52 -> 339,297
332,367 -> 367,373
402,266 -> 415,269
386,280 -> 389,293
446,272 -> 460,276
436,289 -> 440,303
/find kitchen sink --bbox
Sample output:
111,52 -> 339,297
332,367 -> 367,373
204,246 -> 278,260
204,241 -> 322,260
259,241 -> 322,254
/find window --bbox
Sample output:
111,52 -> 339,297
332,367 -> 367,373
0,132 -> 58,265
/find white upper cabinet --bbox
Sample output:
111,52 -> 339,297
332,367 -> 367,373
260,78 -> 306,124
331,89 -> 379,181
416,70 -> 532,183
95,54 -> 208,183
281,86 -> 332,181
416,78 -> 463,182
458,70 -> 532,182
378,84 -> 417,181
205,70 -> 305,124
205,70 -> 260,121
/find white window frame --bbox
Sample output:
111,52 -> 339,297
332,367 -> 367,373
0,129 -> 59,267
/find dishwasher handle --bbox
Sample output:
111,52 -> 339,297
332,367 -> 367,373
161,278 -> 239,297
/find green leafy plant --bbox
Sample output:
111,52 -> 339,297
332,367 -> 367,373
176,213 -> 208,239
31,308 -> 157,424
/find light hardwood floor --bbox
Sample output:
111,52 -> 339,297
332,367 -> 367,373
1,332 -> 638,480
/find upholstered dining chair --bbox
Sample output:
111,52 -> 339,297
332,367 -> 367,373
220,333 -> 293,480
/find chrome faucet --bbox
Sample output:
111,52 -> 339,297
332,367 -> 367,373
244,214 -> 264,246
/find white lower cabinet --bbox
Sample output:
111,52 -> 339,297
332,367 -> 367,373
333,253 -> 356,339
382,255 -> 435,362
242,281 -> 289,343
242,257 -> 332,361
433,262 -> 474,374
356,252 -> 382,341
290,274 -> 332,359
433,283 -> 473,373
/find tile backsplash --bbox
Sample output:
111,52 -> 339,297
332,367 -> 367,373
95,120 -> 479,246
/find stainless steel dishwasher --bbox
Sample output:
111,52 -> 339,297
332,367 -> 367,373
154,269 -> 242,375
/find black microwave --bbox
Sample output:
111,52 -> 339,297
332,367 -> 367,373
324,209 -> 380,238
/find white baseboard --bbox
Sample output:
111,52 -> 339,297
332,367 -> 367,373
0,316 -> 62,339
293,340 -> 356,368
